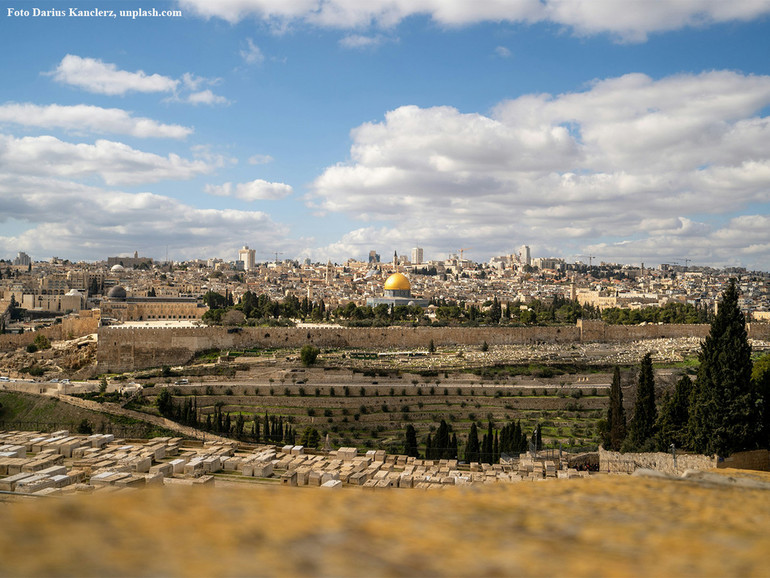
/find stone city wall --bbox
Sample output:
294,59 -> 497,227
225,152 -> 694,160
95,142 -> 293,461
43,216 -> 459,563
599,447 -> 716,475
0,312 -> 99,353
97,325 -> 580,372
96,320 -> 770,373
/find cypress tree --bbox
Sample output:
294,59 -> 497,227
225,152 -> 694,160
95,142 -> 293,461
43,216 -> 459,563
655,374 -> 692,451
751,353 -> 770,448
435,420 -> 451,459
623,353 -> 657,452
425,433 -> 433,460
604,366 -> 626,451
689,279 -> 756,455
404,424 -> 419,457
465,423 -> 480,463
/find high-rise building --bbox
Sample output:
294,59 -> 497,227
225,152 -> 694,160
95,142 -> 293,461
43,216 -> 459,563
411,247 -> 423,265
13,251 -> 31,266
519,245 -> 531,266
368,250 -> 380,264
238,245 -> 256,271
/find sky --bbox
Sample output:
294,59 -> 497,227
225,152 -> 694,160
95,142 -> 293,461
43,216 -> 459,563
1,0 -> 770,269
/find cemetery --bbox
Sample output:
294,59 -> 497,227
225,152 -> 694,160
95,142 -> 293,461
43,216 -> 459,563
0,428 -> 601,497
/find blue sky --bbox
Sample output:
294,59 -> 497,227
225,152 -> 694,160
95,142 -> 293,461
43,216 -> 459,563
2,0 -> 770,269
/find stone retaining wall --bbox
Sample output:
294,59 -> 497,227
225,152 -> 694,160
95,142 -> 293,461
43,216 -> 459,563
717,449 -> 770,472
599,447 -> 716,475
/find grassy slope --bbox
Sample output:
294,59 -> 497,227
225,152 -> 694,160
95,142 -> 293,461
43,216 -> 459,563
0,391 -> 176,438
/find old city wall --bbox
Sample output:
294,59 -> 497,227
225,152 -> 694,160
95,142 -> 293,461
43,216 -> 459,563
96,320 -> 770,373
0,312 -> 99,353
96,325 -> 580,372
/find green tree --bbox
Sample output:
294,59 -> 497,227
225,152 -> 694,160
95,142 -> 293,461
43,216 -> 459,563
689,279 -> 757,456
404,424 -> 419,457
488,296 -> 502,324
655,374 -> 692,451
99,377 -> 108,394
465,422 -> 480,463
622,353 -> 657,452
751,353 -> 770,448
156,389 -> 174,417
603,366 -> 626,451
300,345 -> 320,366
33,334 -> 51,350
300,426 -> 320,448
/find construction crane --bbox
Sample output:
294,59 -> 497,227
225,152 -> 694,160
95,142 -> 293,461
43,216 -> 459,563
273,251 -> 284,264
577,254 -> 596,268
458,248 -> 472,261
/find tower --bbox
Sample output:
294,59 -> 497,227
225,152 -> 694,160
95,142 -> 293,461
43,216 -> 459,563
520,245 -> 531,266
238,245 -> 256,271
411,247 -> 424,265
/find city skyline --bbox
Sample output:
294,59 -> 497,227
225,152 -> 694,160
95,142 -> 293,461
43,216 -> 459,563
1,1 -> 770,268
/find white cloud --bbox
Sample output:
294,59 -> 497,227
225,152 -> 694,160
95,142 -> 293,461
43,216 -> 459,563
494,46 -> 512,58
0,133 -> 215,186
51,55 -> 229,105
0,103 -> 192,139
51,55 -> 178,95
307,70 -> 770,267
185,90 -> 231,106
241,38 -> 265,64
0,174 -> 292,262
178,0 -> 770,41
205,179 -> 293,201
248,154 -> 274,165
339,34 -> 392,49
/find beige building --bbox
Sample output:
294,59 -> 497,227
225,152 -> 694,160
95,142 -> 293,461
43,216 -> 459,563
100,286 -> 207,322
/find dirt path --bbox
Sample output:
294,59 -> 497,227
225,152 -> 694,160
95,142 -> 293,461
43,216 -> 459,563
47,392 -> 234,444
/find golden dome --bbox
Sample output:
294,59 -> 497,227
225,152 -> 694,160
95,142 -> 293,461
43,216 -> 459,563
384,273 -> 411,291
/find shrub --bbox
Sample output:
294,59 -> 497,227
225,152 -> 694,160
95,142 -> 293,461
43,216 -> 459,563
26,343 -> 38,354
34,334 -> 51,350
300,345 -> 320,366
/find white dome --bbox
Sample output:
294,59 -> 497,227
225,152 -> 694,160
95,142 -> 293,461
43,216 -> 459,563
111,264 -> 125,272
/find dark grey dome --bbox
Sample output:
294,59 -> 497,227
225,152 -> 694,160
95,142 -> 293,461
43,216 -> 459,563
107,286 -> 127,300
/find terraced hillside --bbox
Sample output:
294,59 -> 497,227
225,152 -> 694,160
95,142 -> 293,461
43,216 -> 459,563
125,362 -> 672,453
